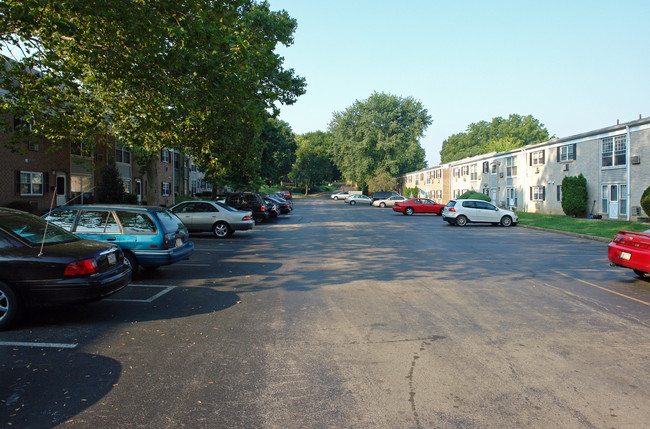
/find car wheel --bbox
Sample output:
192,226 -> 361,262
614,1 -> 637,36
436,210 -> 442,216
633,269 -> 649,279
0,281 -> 21,331
124,251 -> 139,273
405,207 -> 414,216
213,221 -> 232,238
350,200 -> 356,205
254,216 -> 264,223
456,215 -> 467,226
500,216 -> 513,227
334,197 -> 339,200
379,202 -> 386,208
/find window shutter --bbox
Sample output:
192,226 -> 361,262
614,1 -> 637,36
572,144 -> 577,160
43,172 -> 49,193
161,182 -> 164,195
529,187 -> 533,200
15,171 -> 21,195
557,147 -> 560,162
541,150 -> 545,164
542,186 -> 546,201
529,153 -> 532,166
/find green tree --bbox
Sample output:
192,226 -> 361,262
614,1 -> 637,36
0,0 -> 305,175
259,118 -> 297,185
329,92 -> 430,191
440,114 -> 552,163
290,131 -> 339,195
458,190 -> 490,201
641,185 -> 650,218
561,174 -> 588,217
95,160 -> 126,203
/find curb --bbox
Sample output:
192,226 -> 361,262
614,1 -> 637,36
518,224 -> 611,243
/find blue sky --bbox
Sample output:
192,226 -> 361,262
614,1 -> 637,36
269,0 -> 650,166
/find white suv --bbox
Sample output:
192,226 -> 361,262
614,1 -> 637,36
442,199 -> 518,227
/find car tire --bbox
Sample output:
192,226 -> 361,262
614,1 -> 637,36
379,202 -> 386,208
405,207 -> 414,216
254,216 -> 264,223
633,269 -> 649,279
456,215 -> 467,226
350,200 -> 356,205
334,197 -> 339,200
213,221 -> 232,238
124,251 -> 139,274
0,281 -> 21,331
500,216 -> 513,227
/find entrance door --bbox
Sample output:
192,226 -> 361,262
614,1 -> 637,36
135,179 -> 143,204
608,185 -> 619,219
56,174 -> 67,207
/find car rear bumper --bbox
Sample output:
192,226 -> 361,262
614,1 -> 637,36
133,241 -> 195,268
608,242 -> 650,272
232,221 -> 255,231
25,263 -> 131,305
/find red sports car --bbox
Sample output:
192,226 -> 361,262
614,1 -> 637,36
608,230 -> 650,279
392,198 -> 445,216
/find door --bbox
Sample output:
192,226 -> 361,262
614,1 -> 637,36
56,174 -> 67,207
135,179 -> 142,204
608,185 -> 619,219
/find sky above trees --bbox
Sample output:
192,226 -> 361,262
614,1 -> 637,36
270,0 -> 650,166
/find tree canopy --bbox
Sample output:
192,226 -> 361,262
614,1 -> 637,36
328,92 -> 430,191
439,114 -> 552,164
290,131 -> 339,195
259,118 -> 297,185
0,0 -> 305,176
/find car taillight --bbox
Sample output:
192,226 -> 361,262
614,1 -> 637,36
261,204 -> 266,212
163,233 -> 171,250
243,214 -> 253,221
64,258 -> 98,276
449,207 -> 456,212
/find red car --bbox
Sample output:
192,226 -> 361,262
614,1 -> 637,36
278,190 -> 292,200
608,230 -> 650,279
392,198 -> 445,216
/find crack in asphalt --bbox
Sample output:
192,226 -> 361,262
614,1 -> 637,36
406,335 -> 446,429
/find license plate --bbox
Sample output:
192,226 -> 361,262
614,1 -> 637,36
107,253 -> 117,265
175,238 -> 183,248
620,251 -> 631,261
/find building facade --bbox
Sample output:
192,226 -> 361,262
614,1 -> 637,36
400,116 -> 650,221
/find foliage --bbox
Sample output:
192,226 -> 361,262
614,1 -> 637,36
440,114 -> 552,163
95,160 -> 126,203
641,185 -> 650,217
367,170 -> 396,193
561,174 -> 588,217
259,118 -> 297,185
123,193 -> 138,205
457,191 -> 490,201
5,200 -> 35,213
0,0 -> 305,177
402,187 -> 420,198
329,92 -> 430,191
290,131 -> 339,195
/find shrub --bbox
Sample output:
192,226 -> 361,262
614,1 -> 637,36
123,193 -> 139,204
561,174 -> 588,217
95,160 -> 126,203
5,200 -> 36,213
641,192 -> 650,218
457,190 -> 490,201
402,187 -> 419,198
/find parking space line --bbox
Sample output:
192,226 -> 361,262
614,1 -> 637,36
0,341 -> 78,349
552,270 -> 650,306
104,284 -> 175,303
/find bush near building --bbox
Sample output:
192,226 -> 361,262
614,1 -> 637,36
561,174 -> 588,217
641,185 -> 650,218
457,191 -> 491,201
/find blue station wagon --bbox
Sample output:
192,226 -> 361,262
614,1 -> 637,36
44,205 -> 194,272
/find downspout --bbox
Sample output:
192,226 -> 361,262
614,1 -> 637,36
626,125 -> 631,221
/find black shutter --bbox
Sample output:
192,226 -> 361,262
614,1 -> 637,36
15,171 -> 21,195
541,150 -> 545,164
529,153 -> 533,166
43,172 -> 49,194
557,147 -> 561,162
572,143 -> 577,160
529,187 -> 533,200
542,186 -> 546,201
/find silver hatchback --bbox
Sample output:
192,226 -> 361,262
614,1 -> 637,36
442,199 -> 518,227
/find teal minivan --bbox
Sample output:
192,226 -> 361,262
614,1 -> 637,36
43,205 -> 194,272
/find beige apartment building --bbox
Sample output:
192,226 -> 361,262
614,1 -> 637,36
400,116 -> 650,221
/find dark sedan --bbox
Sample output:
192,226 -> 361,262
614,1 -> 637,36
392,198 -> 445,216
0,208 -> 131,330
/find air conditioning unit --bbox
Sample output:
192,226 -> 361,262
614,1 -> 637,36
631,155 -> 640,164
499,172 -> 504,178
534,167 -> 540,173
632,206 -> 642,215
562,164 -> 569,172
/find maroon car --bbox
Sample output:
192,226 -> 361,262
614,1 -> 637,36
392,198 -> 445,216
608,230 -> 650,279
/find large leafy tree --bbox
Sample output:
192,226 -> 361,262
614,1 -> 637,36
329,92 -> 430,191
290,131 -> 339,195
0,0 -> 305,174
440,114 -> 551,163
259,118 -> 297,185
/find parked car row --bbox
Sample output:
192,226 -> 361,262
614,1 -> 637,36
1,190 -> 295,329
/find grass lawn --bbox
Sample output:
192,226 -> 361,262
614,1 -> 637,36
516,212 -> 650,239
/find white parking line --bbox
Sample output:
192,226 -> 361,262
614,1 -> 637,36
0,341 -> 78,349
104,284 -> 175,303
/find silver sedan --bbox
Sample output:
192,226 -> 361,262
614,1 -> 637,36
171,201 -> 254,238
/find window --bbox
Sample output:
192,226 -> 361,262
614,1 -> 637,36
161,149 -> 171,163
19,171 -> 44,196
506,188 -> 518,208
116,144 -> 131,164
483,161 -> 489,173
461,166 -> 469,176
506,157 -> 517,177
601,185 -> 608,212
530,186 -> 545,201
116,212 -> 157,234
491,162 -> 496,174
530,150 -> 545,166
71,175 -> 92,201
470,164 -> 478,181
71,141 -> 92,157
28,141 -> 39,151
75,210 -> 121,234
558,144 -> 576,162
162,182 -> 171,196
601,135 -> 626,167
45,209 -> 78,231
620,184 -> 627,215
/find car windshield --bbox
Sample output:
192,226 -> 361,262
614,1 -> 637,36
0,213 -> 79,245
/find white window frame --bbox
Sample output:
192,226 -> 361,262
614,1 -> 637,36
531,150 -> 544,166
506,156 -> 517,178
559,145 -> 574,162
20,171 -> 44,196
531,186 -> 544,201
161,150 -> 171,163
162,182 -> 171,196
